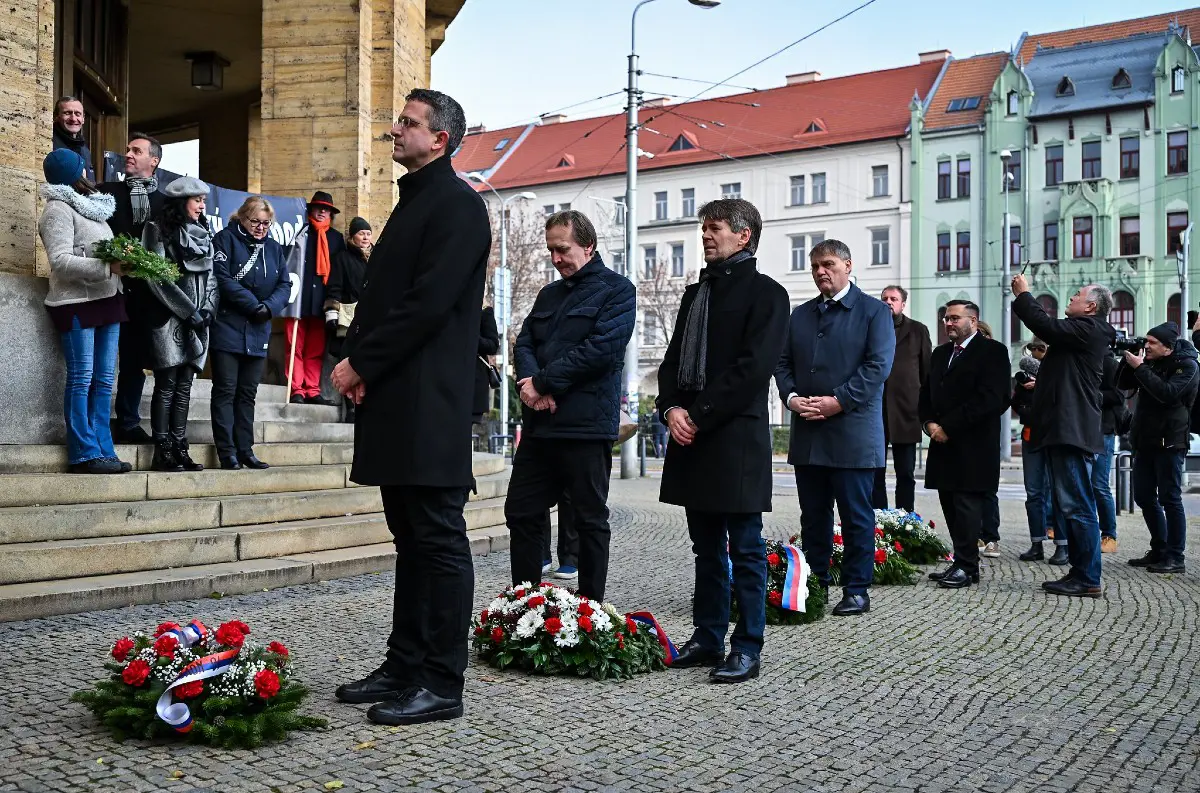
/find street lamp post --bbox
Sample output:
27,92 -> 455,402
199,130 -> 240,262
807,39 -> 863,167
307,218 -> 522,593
999,150 -> 1013,462
622,0 -> 719,479
466,172 -> 535,456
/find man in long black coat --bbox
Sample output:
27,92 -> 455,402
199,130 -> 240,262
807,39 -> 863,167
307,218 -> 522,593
330,89 -> 490,726
875,285 -> 932,511
658,198 -> 789,684
919,300 -> 1011,589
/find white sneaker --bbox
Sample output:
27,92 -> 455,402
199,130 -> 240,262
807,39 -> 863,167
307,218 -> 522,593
982,541 -> 1000,558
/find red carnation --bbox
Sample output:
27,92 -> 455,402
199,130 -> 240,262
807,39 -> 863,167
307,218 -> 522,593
514,587 -> 526,599
578,615 -> 594,633
527,595 -> 546,608
154,622 -> 181,638
231,620 -> 251,635
578,602 -> 594,617
490,626 -> 505,644
254,669 -> 281,699
267,641 -> 289,658
122,659 -> 151,687
893,541 -> 904,553
473,626 -> 484,636
875,527 -> 884,537
544,616 -> 563,635
111,637 -> 135,662
215,623 -> 246,649
153,634 -> 179,659
767,591 -> 783,607
175,680 -> 204,700
833,534 -> 844,546
625,617 -> 638,634
767,553 -> 781,567
874,549 -> 887,564
479,609 -> 489,622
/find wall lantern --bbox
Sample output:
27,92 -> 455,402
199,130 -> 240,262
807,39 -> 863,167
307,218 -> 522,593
186,52 -> 230,91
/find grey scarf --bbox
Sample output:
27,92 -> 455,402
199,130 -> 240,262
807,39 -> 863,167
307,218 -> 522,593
176,222 -> 213,274
127,176 -> 158,226
677,249 -> 754,391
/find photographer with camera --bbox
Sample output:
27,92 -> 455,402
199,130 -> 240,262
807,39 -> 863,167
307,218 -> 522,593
1012,340 -> 1069,565
1011,277 -> 1115,598
1116,322 -> 1198,574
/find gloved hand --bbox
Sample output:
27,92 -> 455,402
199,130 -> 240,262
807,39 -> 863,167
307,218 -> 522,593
251,304 -> 271,324
199,309 -> 214,328
326,319 -> 338,336
186,312 -> 206,331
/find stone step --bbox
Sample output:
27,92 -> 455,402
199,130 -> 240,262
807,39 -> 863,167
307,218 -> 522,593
0,525 -> 513,622
0,442 -> 355,474
0,497 -> 509,585
141,378 -> 289,404
0,469 -> 512,544
131,396 -> 341,423
135,419 -> 355,445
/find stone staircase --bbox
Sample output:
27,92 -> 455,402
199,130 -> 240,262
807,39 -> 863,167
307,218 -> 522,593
0,380 -> 512,622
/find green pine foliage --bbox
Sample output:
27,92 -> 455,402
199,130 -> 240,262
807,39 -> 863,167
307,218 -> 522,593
93,234 -> 180,283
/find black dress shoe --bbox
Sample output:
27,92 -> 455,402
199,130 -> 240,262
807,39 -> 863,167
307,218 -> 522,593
929,564 -> 959,581
306,395 -> 338,406
220,457 -> 242,470
290,394 -> 305,405
1129,551 -> 1163,567
366,688 -> 463,725
671,639 -> 724,669
335,668 -> 411,704
709,651 -> 760,684
1019,542 -> 1045,561
1047,545 -> 1069,566
937,567 -> 978,589
1148,560 -> 1186,574
1042,578 -> 1102,598
113,425 -> 153,444
238,453 -> 270,470
831,593 -> 870,616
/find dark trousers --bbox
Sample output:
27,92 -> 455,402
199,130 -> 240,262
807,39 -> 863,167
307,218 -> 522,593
871,442 -> 917,512
151,365 -> 195,442
540,490 -> 579,567
505,437 -> 613,600
796,465 -> 876,596
980,492 -> 1000,544
938,490 -> 987,576
686,510 -> 766,658
113,323 -> 145,431
209,351 -> 265,460
380,485 -> 473,700
1133,449 -> 1187,563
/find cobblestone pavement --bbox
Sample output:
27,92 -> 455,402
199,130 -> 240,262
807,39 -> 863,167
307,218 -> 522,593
3,478 -> 1200,793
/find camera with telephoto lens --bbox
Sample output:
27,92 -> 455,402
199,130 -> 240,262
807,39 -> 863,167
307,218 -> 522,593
1111,329 -> 1146,355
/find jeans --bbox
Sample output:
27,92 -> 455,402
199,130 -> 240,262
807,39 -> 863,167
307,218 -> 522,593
209,351 -> 266,460
981,492 -> 1001,544
686,510 -> 766,658
795,465 -> 876,596
1092,433 -> 1117,540
59,318 -> 120,465
872,442 -> 917,512
1021,441 -> 1066,545
505,437 -> 613,601
380,485 -> 473,700
113,321 -> 145,431
1045,446 -> 1102,587
1133,449 -> 1187,563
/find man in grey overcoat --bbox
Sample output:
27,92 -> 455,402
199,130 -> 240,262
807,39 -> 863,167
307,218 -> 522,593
775,240 -> 895,616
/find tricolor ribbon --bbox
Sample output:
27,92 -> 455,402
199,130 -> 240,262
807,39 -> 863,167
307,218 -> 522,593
780,544 -> 810,613
626,612 -> 678,665
152,620 -> 240,734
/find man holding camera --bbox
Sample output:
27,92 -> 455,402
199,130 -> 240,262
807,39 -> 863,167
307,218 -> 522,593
1011,276 -> 1115,598
1117,322 -> 1199,574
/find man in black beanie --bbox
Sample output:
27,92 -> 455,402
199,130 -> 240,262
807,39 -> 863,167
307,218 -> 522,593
1117,321 -> 1199,574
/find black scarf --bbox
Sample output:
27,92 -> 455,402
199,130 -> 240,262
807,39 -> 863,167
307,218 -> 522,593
677,248 -> 754,391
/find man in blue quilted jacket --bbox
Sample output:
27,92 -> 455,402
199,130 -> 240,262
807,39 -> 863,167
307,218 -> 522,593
504,210 -> 636,601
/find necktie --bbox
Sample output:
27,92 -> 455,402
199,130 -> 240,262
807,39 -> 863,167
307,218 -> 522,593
822,298 -> 836,313
948,344 -> 964,368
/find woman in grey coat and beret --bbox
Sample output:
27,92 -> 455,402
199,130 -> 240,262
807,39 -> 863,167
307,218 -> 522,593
141,176 -> 217,471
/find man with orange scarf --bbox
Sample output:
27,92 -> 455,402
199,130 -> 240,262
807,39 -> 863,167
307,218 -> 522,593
288,191 -> 347,404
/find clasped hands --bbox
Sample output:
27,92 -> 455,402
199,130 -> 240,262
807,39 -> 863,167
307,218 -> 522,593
788,395 -> 842,421
331,359 -> 366,404
518,377 -> 556,413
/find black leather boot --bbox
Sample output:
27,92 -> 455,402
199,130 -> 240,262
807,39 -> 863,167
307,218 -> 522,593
151,438 -> 184,472
1019,542 -> 1044,561
1047,544 -> 1070,566
174,438 -> 204,471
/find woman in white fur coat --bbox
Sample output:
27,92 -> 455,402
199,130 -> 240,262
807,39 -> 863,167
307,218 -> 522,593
38,148 -> 132,474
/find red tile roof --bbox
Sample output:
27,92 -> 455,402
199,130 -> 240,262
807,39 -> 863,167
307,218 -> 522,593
923,53 -> 1009,131
452,126 -> 530,181
470,61 -> 944,191
1019,7 -> 1200,63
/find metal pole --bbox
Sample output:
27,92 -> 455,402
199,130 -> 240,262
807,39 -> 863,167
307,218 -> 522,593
498,208 -> 510,457
1182,223 -> 1193,322
999,158 -> 1013,462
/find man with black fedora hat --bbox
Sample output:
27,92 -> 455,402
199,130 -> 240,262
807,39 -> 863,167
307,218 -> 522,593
285,190 -> 346,404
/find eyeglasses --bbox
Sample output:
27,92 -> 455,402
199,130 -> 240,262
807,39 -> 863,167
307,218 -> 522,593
1028,345 -> 1047,352
246,219 -> 271,229
396,115 -> 437,132
942,315 -> 970,323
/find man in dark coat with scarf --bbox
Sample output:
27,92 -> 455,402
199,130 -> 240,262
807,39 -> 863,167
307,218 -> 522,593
658,198 -> 789,684
775,239 -> 895,617
288,191 -> 346,404
919,300 -> 1011,589
99,133 -> 165,444
330,89 -> 490,727
875,284 -> 932,512
1011,276 -> 1116,598
51,96 -> 94,182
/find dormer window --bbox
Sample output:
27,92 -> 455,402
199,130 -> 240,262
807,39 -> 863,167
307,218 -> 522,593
493,138 -> 510,151
667,133 -> 696,152
1007,90 -> 1019,115
553,154 -> 575,169
1057,77 -> 1075,97
1173,66 -> 1187,93
803,118 -> 826,134
1112,69 -> 1131,90
946,97 -> 981,112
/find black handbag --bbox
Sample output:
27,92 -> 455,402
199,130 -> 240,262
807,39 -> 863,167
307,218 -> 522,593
480,356 -> 502,389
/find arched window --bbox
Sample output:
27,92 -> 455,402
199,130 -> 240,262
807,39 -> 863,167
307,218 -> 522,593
1168,292 -> 1182,329
1111,290 -> 1135,335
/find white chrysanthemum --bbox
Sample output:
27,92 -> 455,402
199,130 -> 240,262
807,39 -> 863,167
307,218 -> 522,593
488,597 -> 506,613
515,609 -> 544,639
553,629 -> 580,648
553,588 -> 578,605
601,603 -> 621,619
590,611 -> 613,632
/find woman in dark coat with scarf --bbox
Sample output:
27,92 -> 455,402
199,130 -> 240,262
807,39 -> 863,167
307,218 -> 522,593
210,196 -> 291,470
141,177 -> 217,471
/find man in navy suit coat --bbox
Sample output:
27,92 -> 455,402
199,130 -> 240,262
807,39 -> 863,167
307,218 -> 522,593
774,239 -> 895,616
